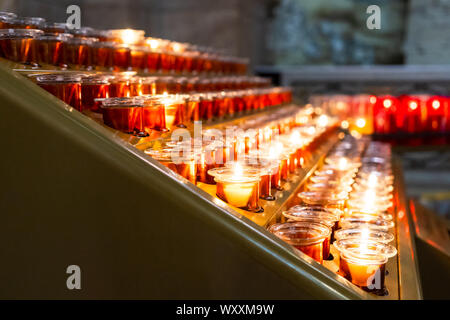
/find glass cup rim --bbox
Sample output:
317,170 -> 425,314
283,205 -> 340,221
81,74 -> 112,84
38,32 -> 73,40
100,97 -> 144,108
335,228 -> 394,244
334,238 -> 397,263
208,167 -> 261,183
269,221 -> 331,246
36,73 -> 83,84
12,16 -> 46,25
0,12 -> 17,20
145,147 -> 195,162
0,28 -> 44,38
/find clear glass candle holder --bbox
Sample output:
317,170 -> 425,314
334,228 -> 394,244
339,216 -> 395,232
226,157 -> 279,201
297,190 -> 347,211
334,238 -> 397,293
208,166 -> 262,212
269,222 -> 331,264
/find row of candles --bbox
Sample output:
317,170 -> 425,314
269,136 -> 397,294
31,71 -> 292,134
0,11 -> 248,74
312,94 -> 450,144
145,108 -> 339,213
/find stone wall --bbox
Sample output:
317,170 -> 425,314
268,0 -> 407,65
404,0 -> 450,64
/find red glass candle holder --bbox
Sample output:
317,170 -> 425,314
108,73 -> 137,98
269,222 -> 331,264
373,96 -> 399,135
140,96 -> 167,132
100,97 -> 143,134
243,90 -> 256,111
194,139 -> 227,184
398,95 -> 426,144
129,76 -> 143,96
146,49 -> 161,73
185,94 -> 201,121
182,51 -> 196,73
36,73 -> 82,110
149,76 -> 175,94
36,33 -> 72,66
199,93 -> 214,121
92,40 -> 131,71
160,51 -> 177,73
232,91 -> 246,114
9,16 -> 45,29
63,36 -> 97,69
81,75 -> 110,112
173,52 -> 186,74
175,77 -> 188,94
426,96 -> 448,143
92,41 -> 115,71
0,29 -> 43,63
211,92 -> 226,119
186,77 -> 199,93
223,91 -> 235,117
140,76 -> 157,95
129,45 -> 147,71
145,147 -> 197,185
0,12 -> 17,29
112,44 -> 131,71
142,95 -> 185,130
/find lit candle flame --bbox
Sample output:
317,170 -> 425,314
432,100 -> 440,110
119,29 -> 143,45
146,38 -> 160,50
232,162 -> 243,180
338,157 -> 348,171
368,173 -> 378,188
383,99 -> 392,109
317,115 -> 329,127
290,130 -> 300,145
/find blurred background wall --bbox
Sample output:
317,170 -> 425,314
2,0 -> 450,66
